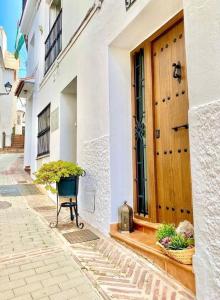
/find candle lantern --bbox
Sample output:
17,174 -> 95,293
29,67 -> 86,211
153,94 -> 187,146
118,201 -> 134,233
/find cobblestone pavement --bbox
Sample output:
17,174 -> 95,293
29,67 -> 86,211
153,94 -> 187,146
0,153 -> 195,300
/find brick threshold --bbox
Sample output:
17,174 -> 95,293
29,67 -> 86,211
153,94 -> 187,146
110,220 -> 195,294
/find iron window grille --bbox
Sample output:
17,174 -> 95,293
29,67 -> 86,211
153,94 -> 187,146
134,49 -> 148,216
22,0 -> 27,12
125,0 -> 137,10
37,104 -> 50,157
45,9 -> 62,74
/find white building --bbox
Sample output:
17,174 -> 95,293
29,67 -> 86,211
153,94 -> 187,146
0,27 -> 19,148
18,0 -> 220,298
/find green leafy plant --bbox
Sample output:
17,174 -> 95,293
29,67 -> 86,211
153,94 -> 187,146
34,160 -> 85,194
156,224 -> 176,242
169,234 -> 189,250
186,238 -> 195,248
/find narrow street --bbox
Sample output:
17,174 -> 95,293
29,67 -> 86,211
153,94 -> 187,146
0,153 -> 101,300
0,153 -> 194,300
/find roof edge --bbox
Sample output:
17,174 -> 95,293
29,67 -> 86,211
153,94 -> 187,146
15,78 -> 34,97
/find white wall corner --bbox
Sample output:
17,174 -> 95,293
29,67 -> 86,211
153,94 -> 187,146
189,99 -> 220,300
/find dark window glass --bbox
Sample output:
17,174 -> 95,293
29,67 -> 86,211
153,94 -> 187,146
45,10 -> 62,74
37,104 -> 50,156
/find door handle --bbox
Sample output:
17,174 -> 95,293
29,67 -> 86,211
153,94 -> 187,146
172,124 -> 188,132
172,61 -> 182,83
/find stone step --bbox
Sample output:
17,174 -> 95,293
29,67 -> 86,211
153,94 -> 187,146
134,217 -> 160,234
110,221 -> 195,293
0,148 -> 24,153
11,135 -> 24,148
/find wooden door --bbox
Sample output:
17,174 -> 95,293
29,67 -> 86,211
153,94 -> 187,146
152,21 -> 193,224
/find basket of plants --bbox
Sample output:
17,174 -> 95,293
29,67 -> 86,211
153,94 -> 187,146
156,221 -> 195,265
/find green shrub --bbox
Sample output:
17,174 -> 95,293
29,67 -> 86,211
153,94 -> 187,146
34,160 -> 85,194
156,224 -> 176,242
186,238 -> 195,247
169,234 -> 189,250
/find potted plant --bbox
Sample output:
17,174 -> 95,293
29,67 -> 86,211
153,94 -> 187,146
156,221 -> 195,265
34,160 -> 85,197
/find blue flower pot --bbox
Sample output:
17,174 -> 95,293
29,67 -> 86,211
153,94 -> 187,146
57,176 -> 79,197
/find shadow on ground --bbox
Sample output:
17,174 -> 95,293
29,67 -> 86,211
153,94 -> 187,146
0,184 -> 43,197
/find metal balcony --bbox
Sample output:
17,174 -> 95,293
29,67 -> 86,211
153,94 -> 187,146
45,10 -> 62,74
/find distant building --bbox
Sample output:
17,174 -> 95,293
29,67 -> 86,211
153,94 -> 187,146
0,27 -> 20,148
15,103 -> 25,135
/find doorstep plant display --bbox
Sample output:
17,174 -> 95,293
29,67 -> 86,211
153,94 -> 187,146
156,221 -> 195,265
34,160 -> 85,194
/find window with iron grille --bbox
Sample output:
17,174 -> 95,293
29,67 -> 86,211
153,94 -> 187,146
22,0 -> 27,12
45,9 -> 62,74
134,49 -> 148,216
37,104 -> 50,156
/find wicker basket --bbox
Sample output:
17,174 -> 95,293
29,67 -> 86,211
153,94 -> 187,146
157,242 -> 195,265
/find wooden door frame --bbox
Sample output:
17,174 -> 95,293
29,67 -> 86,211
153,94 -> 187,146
131,10 -> 184,223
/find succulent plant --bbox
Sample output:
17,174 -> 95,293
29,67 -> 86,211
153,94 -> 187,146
169,234 -> 189,250
160,236 -> 172,248
156,224 -> 176,242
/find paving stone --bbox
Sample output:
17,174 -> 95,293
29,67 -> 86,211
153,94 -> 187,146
13,281 -> 42,296
20,260 -> 45,271
31,284 -> 60,299
9,269 -> 36,280
49,288 -> 78,300
0,278 -> 26,292
0,289 -> 14,300
25,271 -> 51,284
50,265 -> 76,277
41,274 -> 69,287
73,292 -> 101,300
35,263 -> 59,274
13,294 -> 32,300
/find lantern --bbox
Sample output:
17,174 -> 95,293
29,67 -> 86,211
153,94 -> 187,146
118,201 -> 134,233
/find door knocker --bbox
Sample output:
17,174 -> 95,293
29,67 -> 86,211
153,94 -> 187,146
172,61 -> 182,83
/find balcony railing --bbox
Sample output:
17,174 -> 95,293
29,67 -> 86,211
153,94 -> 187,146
45,10 -> 62,74
22,0 -> 27,12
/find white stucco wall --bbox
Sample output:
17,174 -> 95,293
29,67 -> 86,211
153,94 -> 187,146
189,100 -> 220,300
183,0 -> 220,298
184,0 -> 220,108
80,135 -> 111,235
0,69 -> 17,148
0,29 -> 20,148
108,47 -> 133,223
60,90 -> 77,163
24,97 -> 32,167
62,0 -> 94,49
22,0 -> 183,234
